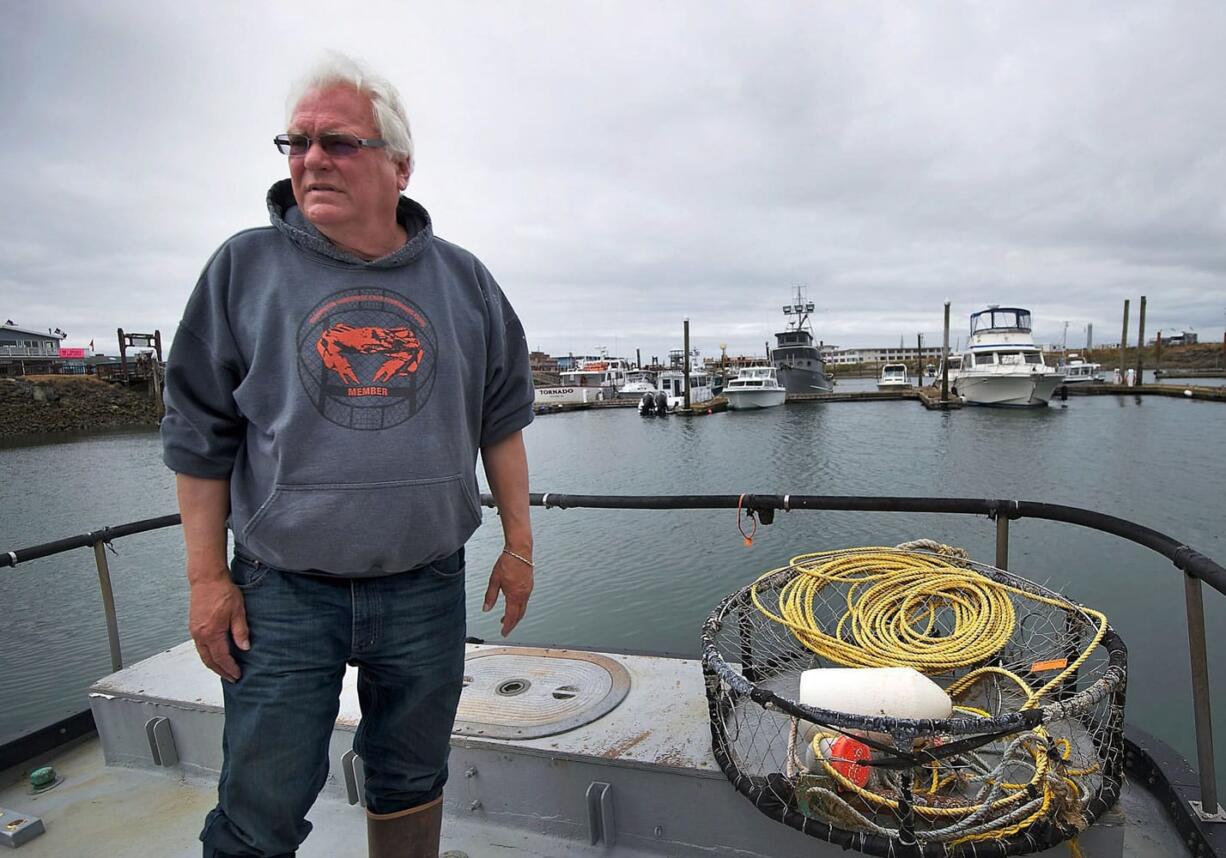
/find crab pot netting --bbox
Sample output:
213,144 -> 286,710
700,547 -> 1127,857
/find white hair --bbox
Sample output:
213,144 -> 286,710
287,52 -> 415,175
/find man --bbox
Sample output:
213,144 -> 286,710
161,54 -> 535,858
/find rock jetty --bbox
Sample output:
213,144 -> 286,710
0,376 -> 161,438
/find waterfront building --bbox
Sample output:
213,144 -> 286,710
823,345 -> 945,366
0,323 -> 66,377
529,351 -> 559,374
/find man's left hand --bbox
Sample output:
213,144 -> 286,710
483,550 -> 534,636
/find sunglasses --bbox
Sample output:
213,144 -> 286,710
273,133 -> 388,158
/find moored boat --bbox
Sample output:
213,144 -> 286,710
557,355 -> 633,400
876,362 -> 912,391
620,369 -> 658,398
949,306 -> 1064,407
724,365 -> 787,410
657,367 -> 714,410
771,289 -> 833,395
1059,354 -> 1104,384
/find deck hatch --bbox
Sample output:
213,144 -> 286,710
453,647 -> 630,739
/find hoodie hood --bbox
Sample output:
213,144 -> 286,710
265,178 -> 433,269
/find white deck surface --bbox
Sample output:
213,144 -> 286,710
90,641 -> 719,773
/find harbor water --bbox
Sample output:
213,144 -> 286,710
2,392 -> 1224,777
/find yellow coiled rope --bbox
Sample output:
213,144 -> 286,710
751,546 -> 1110,848
750,547 -> 1107,707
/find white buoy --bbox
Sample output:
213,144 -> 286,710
799,667 -> 953,721
1184,389 -> 1194,398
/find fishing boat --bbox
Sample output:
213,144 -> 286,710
771,289 -> 834,395
950,307 -> 1065,407
559,356 -> 632,398
534,355 -> 634,404
724,365 -> 787,410
876,363 -> 912,391
1,494 -> 1223,857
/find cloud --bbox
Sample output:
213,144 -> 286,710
3,1 -> 1224,360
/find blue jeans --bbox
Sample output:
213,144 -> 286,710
200,546 -> 467,858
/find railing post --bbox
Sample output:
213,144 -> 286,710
994,513 -> 1009,571
92,540 -> 124,672
1184,573 -> 1224,821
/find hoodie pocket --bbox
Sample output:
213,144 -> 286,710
241,474 -> 482,575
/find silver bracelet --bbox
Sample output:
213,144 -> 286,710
502,548 -> 534,568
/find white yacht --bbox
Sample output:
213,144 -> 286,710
876,363 -> 912,391
724,365 -> 787,410
1058,354 -> 1104,384
949,307 -> 1065,407
619,369 -> 658,397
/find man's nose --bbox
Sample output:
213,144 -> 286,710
302,139 -> 333,170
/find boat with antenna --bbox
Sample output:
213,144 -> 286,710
771,288 -> 834,396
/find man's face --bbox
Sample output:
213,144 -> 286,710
287,85 -> 409,237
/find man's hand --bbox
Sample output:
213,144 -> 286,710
482,551 -> 533,637
188,573 -> 250,682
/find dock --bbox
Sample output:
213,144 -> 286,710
787,387 -> 962,410
530,383 -> 1223,417
1060,383 -> 1226,402
1154,368 -> 1226,379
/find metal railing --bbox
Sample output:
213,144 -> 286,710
1,494 -> 1222,821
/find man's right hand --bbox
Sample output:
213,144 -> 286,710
188,573 -> 250,682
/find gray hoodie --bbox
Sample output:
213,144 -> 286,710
161,180 -> 534,576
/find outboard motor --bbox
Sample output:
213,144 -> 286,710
639,392 -> 656,416
654,390 -> 669,415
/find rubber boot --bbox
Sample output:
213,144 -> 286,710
366,796 -> 443,858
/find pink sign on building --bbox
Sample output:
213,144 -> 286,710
59,348 -> 86,358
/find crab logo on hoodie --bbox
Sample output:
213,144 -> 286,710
298,288 -> 438,430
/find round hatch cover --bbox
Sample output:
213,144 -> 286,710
454,647 -> 631,739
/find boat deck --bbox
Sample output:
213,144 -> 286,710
0,643 -> 1194,857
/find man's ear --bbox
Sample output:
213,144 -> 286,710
397,158 -> 411,191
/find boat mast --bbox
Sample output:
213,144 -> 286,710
784,285 -> 815,333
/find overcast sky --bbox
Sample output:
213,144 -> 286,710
3,1 -> 1224,360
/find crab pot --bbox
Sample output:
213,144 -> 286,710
700,547 -> 1127,857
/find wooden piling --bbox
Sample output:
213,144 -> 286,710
683,318 -> 691,411
941,302 -> 951,402
1136,296 -> 1147,382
